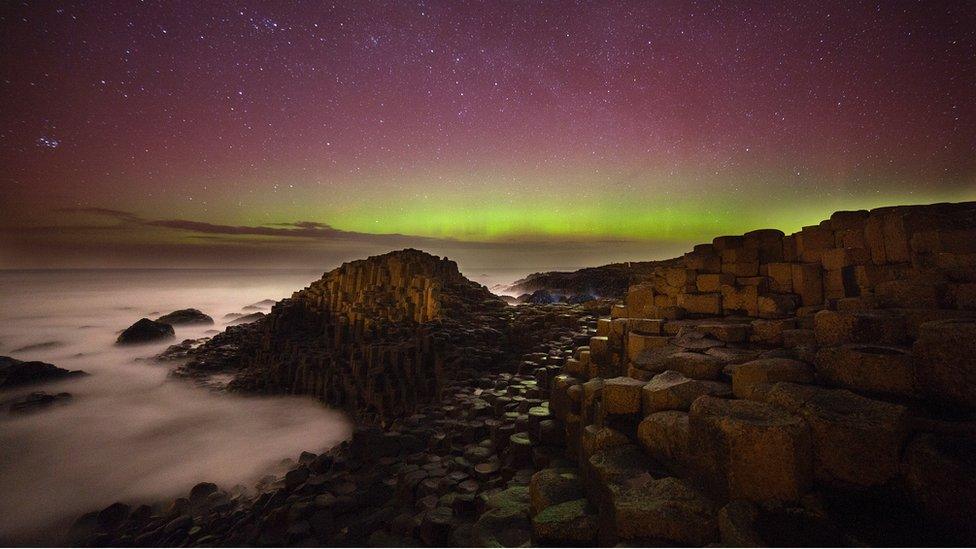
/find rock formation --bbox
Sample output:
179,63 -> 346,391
506,260 -> 674,299
76,202 -> 976,547
543,201 -> 976,545
156,309 -> 214,326
116,318 -> 175,345
0,356 -> 87,389
176,249 -> 514,423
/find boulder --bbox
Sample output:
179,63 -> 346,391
0,356 -> 86,389
765,383 -> 909,487
116,318 -> 175,345
689,396 -> 813,502
913,319 -> 976,409
732,358 -> 814,401
642,370 -> 730,413
155,308 -> 214,326
815,344 -> 915,397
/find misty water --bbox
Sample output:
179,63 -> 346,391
0,269 -> 356,543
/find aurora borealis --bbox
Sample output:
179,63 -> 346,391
1,1 -> 974,272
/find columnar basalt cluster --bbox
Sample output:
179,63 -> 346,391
226,249 -> 512,422
545,201 -> 976,545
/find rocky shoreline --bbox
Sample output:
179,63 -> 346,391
70,201 -> 976,547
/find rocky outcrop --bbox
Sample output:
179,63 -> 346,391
76,202 -> 976,547
116,318 -> 175,345
225,312 -> 265,325
544,201 -> 976,545
505,259 -> 677,299
174,249 -> 516,423
155,309 -> 214,326
0,356 -> 87,389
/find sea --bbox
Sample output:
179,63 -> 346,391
0,268 -> 362,543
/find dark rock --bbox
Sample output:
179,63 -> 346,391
116,318 -> 175,345
10,340 -> 63,353
189,482 -> 218,503
156,308 -> 214,325
0,356 -> 87,389
8,391 -> 73,413
96,502 -> 131,529
226,312 -> 265,325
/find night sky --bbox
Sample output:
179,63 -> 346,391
1,1 -> 974,272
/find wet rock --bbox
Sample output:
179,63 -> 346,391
116,318 -> 175,345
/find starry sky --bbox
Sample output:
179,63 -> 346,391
1,1 -> 974,273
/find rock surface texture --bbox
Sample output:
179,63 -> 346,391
74,202 -> 976,547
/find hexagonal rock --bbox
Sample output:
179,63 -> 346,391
913,319 -> 976,409
813,310 -> 908,347
658,351 -> 727,380
581,425 -> 629,462
589,336 -> 611,363
764,383 -> 909,487
815,344 -> 915,397
627,331 -> 670,362
698,322 -> 751,343
528,468 -> 585,516
904,433 -> 976,544
471,486 -> 532,547
732,358 -> 814,401
602,376 -> 646,414
643,370 -> 731,413
586,444 -> 649,488
637,411 -> 690,471
604,474 -> 718,545
531,498 -> 598,544
689,396 -> 813,502
549,374 -> 579,421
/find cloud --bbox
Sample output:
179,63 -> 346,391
49,208 -> 447,245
